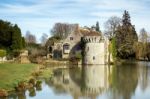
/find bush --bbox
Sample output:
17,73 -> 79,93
12,50 -> 21,57
111,38 -> 117,60
75,51 -> 82,60
0,49 -> 6,57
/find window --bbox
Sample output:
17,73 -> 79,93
87,46 -> 89,51
93,56 -> 95,60
63,43 -> 70,54
49,46 -> 52,53
63,44 -> 70,50
70,37 -> 73,40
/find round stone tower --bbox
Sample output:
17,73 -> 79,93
82,32 -> 106,64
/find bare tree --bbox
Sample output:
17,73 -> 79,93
139,28 -> 149,43
40,33 -> 48,46
25,31 -> 36,44
137,28 -> 150,60
104,16 -> 121,40
51,23 -> 79,39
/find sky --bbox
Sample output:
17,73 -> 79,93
0,0 -> 150,42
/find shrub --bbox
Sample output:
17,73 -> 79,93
0,49 -> 6,57
75,51 -> 82,60
12,50 -> 21,57
111,38 -> 117,60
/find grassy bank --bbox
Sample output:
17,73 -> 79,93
0,63 -> 38,91
38,68 -> 53,79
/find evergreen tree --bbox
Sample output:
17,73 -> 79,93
11,24 -> 22,50
115,10 -> 138,59
0,20 -> 24,51
22,37 -> 26,48
96,21 -> 100,32
0,20 -> 13,48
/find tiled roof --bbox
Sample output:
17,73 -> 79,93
84,31 -> 101,36
79,28 -> 101,36
79,28 -> 90,35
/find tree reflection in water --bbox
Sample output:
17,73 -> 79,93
48,63 -> 142,99
111,64 -> 138,99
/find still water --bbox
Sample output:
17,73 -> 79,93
6,62 -> 150,99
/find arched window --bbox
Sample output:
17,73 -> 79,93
93,56 -> 95,60
63,43 -> 70,50
63,43 -> 70,54
49,46 -> 52,53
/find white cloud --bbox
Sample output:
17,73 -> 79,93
0,0 -> 150,42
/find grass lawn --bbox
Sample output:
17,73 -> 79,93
0,63 -> 38,91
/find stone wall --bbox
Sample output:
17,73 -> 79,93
0,57 -> 7,63
19,50 -> 30,63
83,42 -> 105,64
82,35 -> 108,65
82,36 -> 112,65
62,31 -> 83,59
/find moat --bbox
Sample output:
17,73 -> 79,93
5,61 -> 150,99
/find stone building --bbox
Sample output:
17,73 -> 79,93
82,32 -> 107,64
46,24 -> 87,59
46,24 -> 111,64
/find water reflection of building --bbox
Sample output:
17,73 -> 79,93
82,65 -> 111,95
50,65 -> 112,99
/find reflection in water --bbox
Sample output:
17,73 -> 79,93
111,64 -> 138,99
4,62 -> 150,99
28,87 -> 36,97
81,65 -> 112,96
36,83 -> 42,91
50,65 -> 112,99
138,62 -> 150,91
7,91 -> 27,99
18,92 -> 26,99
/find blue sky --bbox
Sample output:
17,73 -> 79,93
0,0 -> 150,42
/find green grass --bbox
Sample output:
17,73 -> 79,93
0,63 -> 38,91
39,68 -> 53,79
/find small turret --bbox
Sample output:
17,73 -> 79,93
82,32 -> 106,64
